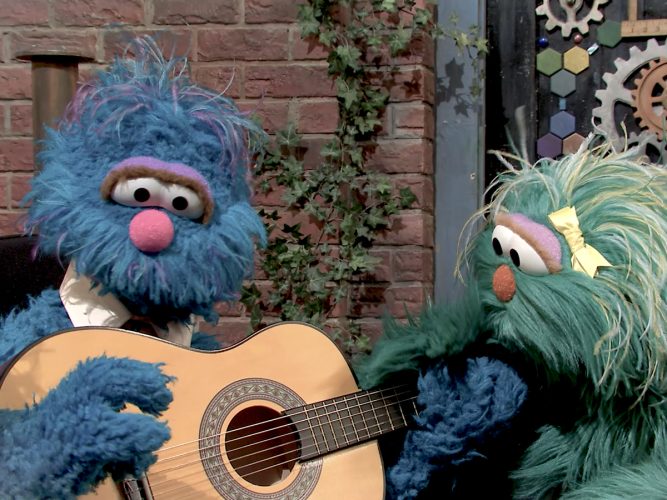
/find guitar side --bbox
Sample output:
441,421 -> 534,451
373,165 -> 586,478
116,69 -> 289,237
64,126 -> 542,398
0,322 -> 385,499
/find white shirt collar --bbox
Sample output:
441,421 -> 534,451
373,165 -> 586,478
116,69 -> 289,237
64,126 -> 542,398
59,261 -> 194,346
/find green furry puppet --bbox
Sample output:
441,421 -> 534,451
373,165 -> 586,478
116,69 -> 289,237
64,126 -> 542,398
357,141 -> 667,498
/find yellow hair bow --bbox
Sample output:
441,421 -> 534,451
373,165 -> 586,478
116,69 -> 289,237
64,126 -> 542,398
548,206 -> 611,278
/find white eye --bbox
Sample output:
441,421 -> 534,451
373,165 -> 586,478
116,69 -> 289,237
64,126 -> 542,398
507,235 -> 550,276
111,178 -> 162,207
491,225 -> 513,257
163,184 -> 205,220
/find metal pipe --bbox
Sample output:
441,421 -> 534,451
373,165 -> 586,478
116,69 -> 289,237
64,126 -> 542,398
16,53 -> 92,171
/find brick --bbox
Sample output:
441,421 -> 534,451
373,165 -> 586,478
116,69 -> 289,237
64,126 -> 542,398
9,30 -> 97,62
378,212 -> 433,246
238,100 -> 289,134
198,28 -> 289,62
369,33 -> 435,68
246,64 -> 335,98
191,65 -> 242,99
300,137 -> 331,169
102,29 -> 193,61
0,0 -> 49,26
393,248 -> 433,282
366,139 -> 433,174
252,182 -> 287,206
392,102 -> 434,139
0,211 -> 26,235
349,283 -> 390,317
214,299 -> 244,317
372,67 -> 435,103
394,175 -> 433,211
297,99 -> 339,134
10,173 -> 32,208
0,174 -> 9,208
0,138 -> 33,172
357,318 -> 384,345
9,103 -> 32,136
292,33 -> 329,61
153,0 -> 240,25
273,208 -> 336,243
0,67 -> 32,99
53,0 -> 143,27
246,0 -> 299,23
363,248 -> 392,282
386,284 -> 431,318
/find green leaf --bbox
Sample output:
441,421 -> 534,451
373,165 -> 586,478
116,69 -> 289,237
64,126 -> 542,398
298,5 -> 320,37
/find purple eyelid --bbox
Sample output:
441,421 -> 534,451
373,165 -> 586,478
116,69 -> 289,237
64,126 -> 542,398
111,156 -> 212,197
505,213 -> 562,264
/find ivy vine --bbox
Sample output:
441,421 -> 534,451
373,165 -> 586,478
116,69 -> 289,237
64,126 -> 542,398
241,0 -> 487,356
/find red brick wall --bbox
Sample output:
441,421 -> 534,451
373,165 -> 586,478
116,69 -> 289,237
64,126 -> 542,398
0,0 -> 435,343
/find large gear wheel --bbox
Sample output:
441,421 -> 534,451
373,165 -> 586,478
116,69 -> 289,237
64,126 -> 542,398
631,59 -> 667,139
592,38 -> 667,156
536,0 -> 609,38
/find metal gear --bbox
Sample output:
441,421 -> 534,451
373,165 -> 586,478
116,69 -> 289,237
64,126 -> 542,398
536,0 -> 610,39
592,38 -> 667,156
630,59 -> 667,138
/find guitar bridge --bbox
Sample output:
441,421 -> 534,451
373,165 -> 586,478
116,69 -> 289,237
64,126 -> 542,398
121,475 -> 154,500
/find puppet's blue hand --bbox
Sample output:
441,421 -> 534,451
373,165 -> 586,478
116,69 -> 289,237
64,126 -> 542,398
386,357 -> 527,499
0,356 -> 173,499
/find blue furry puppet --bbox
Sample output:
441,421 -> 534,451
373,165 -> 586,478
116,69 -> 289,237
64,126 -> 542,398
357,142 -> 667,499
0,39 -> 265,497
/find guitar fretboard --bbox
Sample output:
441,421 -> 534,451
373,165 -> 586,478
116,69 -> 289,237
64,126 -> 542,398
285,386 -> 418,461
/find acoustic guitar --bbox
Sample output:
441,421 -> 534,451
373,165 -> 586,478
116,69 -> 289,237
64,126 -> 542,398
0,322 -> 418,499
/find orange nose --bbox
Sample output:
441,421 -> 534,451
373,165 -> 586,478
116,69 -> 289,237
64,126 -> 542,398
493,264 -> 516,302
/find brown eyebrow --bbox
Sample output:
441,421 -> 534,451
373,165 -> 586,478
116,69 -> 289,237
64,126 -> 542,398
495,212 -> 563,273
100,165 -> 215,224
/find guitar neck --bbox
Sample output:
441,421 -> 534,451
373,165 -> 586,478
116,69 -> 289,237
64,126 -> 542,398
285,385 -> 418,461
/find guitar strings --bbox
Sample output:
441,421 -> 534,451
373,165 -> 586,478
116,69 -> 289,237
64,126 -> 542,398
148,394 -> 417,498
149,399 -> 413,498
151,392 -> 414,474
150,387 -> 416,478
157,384 -> 413,455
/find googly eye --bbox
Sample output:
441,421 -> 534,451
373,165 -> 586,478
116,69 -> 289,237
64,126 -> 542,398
508,235 -> 550,276
164,184 -> 205,220
111,178 -> 162,207
491,225 -> 514,257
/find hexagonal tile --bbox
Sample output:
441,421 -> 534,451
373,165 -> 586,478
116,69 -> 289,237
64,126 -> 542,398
537,133 -> 563,158
563,133 -> 586,154
598,20 -> 622,48
563,46 -> 589,74
537,48 -> 562,76
550,111 -> 576,138
550,70 -> 576,97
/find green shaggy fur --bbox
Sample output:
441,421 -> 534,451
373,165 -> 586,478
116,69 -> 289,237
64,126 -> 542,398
357,143 -> 667,497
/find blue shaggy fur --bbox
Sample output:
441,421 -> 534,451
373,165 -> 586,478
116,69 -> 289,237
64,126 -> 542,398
0,38 -> 265,497
386,357 -> 527,499
0,357 -> 172,498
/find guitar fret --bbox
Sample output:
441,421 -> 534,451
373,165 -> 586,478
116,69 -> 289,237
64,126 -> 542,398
394,387 -> 409,427
334,399 -> 352,446
353,393 -> 372,440
368,394 -> 382,436
285,385 -> 417,462
318,401 -> 340,449
379,390 -> 395,431
343,394 -> 361,442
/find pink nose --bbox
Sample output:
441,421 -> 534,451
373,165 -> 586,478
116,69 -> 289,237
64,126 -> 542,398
129,209 -> 174,253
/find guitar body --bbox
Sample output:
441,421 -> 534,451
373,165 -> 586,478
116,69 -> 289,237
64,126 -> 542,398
0,323 -> 385,499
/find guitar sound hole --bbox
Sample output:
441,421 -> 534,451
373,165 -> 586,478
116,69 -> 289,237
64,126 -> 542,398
225,406 -> 300,487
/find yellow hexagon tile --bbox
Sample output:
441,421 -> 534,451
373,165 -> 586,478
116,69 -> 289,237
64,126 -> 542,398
563,46 -> 589,75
